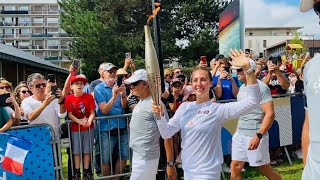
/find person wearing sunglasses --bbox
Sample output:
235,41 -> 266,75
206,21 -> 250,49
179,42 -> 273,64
300,1 -> 320,179
0,79 -> 21,126
94,63 -> 128,178
13,84 -> 31,125
123,69 -> 176,180
230,67 -> 281,180
21,73 -> 67,137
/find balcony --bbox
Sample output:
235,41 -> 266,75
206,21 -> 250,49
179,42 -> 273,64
1,10 -> 28,14
44,56 -> 63,61
31,34 -> 54,37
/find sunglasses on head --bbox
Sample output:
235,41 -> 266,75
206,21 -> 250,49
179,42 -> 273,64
34,83 -> 46,88
131,80 -> 142,87
0,86 -> 11,89
236,69 -> 243,73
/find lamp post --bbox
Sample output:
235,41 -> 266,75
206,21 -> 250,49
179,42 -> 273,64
151,0 -> 165,93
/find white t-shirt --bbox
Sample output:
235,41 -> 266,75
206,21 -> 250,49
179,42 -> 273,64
21,96 -> 67,136
157,84 -> 261,179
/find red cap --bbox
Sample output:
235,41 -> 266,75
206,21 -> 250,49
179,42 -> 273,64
70,75 -> 87,84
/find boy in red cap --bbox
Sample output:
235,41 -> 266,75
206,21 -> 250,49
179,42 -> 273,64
64,75 -> 96,180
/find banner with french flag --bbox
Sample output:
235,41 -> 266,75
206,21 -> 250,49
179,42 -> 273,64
1,134 -> 32,176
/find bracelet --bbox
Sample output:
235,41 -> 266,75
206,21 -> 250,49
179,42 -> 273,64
58,97 -> 65,104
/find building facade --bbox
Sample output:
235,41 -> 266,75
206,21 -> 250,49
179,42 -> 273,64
0,0 -> 72,68
244,27 -> 312,57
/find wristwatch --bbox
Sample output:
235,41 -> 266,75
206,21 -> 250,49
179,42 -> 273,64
256,132 -> 263,139
167,160 -> 175,167
244,58 -> 257,74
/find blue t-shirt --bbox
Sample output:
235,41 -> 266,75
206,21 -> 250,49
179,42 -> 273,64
94,81 -> 126,131
212,76 -> 240,100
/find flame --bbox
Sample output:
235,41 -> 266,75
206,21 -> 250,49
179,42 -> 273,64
147,2 -> 161,24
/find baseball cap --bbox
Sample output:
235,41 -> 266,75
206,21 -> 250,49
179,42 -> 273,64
171,78 -> 182,86
70,75 -> 88,84
300,0 -> 314,12
124,69 -> 148,84
101,63 -> 118,71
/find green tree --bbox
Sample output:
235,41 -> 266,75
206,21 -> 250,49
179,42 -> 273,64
289,32 -> 306,55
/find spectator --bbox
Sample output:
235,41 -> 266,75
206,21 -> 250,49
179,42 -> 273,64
168,79 -> 184,114
89,62 -> 107,95
122,57 -> 136,75
164,68 -> 173,91
65,75 -> 95,180
213,58 -> 240,100
21,73 -> 66,137
173,68 -> 183,78
94,63 -> 128,178
13,84 -> 31,125
210,54 -> 225,77
0,92 -> 13,132
288,72 -> 298,93
263,56 -> 290,95
0,79 -> 21,125
294,67 -> 304,95
230,68 -> 281,180
124,69 -> 176,180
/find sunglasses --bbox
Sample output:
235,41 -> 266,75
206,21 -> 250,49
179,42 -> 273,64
34,83 -> 46,88
21,90 -> 31,94
0,86 -> 11,89
131,80 -> 142,87
107,70 -> 117,74
236,69 -> 243,73
175,71 -> 182,74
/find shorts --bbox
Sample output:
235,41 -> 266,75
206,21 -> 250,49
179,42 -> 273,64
71,129 -> 94,154
100,129 -> 129,164
130,152 -> 159,180
232,132 -> 270,167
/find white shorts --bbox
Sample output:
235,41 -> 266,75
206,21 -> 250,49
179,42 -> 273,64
232,132 -> 270,167
130,152 -> 159,180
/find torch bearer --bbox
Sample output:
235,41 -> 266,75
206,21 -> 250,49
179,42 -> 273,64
144,25 -> 162,119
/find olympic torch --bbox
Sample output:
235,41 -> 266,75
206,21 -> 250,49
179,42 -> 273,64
144,25 -> 161,119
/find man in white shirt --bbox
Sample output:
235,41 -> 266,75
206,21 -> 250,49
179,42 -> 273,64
21,73 -> 66,137
300,0 -> 320,180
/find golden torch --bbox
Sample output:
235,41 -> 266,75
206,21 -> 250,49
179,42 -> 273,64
144,25 -> 161,119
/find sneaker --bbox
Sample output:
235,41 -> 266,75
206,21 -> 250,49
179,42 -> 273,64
83,172 -> 93,180
72,174 -> 80,180
222,164 -> 231,173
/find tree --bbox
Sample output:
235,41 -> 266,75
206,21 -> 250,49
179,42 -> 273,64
289,32 -> 306,55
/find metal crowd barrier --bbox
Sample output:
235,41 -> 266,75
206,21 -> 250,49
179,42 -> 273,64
59,114 -> 132,180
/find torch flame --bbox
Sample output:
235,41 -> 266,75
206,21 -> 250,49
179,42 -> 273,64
147,2 -> 161,24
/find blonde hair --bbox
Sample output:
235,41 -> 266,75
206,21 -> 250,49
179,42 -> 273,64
13,84 -> 29,105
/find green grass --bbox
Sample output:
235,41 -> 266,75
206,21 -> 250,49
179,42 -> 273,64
224,158 -> 304,180
61,148 -> 303,180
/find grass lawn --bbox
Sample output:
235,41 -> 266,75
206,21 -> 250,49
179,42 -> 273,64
61,148 -> 303,180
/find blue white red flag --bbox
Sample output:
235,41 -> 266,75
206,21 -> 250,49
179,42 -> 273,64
1,134 -> 32,176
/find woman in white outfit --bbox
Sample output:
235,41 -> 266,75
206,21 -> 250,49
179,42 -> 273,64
153,49 -> 262,180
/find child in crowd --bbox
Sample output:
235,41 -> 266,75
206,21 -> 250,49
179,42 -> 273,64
64,75 -> 96,180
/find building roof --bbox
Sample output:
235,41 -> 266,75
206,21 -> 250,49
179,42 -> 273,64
245,27 -> 303,31
0,0 -> 57,4
0,44 -> 68,74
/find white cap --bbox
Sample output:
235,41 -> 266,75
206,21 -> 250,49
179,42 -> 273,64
300,0 -> 314,12
124,69 -> 148,84
101,63 -> 118,71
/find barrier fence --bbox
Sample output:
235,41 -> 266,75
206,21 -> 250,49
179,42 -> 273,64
0,94 -> 306,179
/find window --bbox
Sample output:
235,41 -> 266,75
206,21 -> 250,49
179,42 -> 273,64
249,32 -> 253,36
4,6 -> 15,11
20,28 -> 30,34
47,17 -> 59,24
4,28 -> 12,35
19,6 -> 28,11
33,17 -> 43,24
19,17 -> 30,25
263,40 -> 267,48
48,39 -> 59,46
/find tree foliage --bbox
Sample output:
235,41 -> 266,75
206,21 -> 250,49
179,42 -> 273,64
59,0 -> 228,81
289,32 -> 306,55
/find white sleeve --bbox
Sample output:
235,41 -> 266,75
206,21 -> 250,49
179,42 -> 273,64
218,83 -> 262,121
156,102 -> 185,139
54,99 -> 67,118
21,98 -> 33,120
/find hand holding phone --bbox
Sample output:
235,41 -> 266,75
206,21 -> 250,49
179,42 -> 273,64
48,74 -> 56,83
125,52 -> 131,59
200,56 -> 207,64
117,76 -> 123,87
72,60 -> 81,72
0,93 -> 11,107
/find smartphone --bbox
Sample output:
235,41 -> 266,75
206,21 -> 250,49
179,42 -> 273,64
72,59 -> 81,71
271,57 -> 279,65
47,74 -> 56,83
117,76 -> 123,87
200,56 -> 207,64
125,52 -> 131,59
51,86 -> 60,98
0,93 -> 11,107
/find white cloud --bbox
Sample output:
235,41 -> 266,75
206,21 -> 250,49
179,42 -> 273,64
244,0 -> 320,38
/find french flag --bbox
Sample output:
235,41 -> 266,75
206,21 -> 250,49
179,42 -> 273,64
1,135 -> 32,176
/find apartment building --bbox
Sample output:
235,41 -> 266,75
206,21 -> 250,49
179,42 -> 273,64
244,27 -> 312,57
0,0 -> 72,68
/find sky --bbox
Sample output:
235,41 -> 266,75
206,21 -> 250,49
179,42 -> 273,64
244,0 -> 320,38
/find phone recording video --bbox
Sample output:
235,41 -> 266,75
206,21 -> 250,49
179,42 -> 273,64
72,60 -> 81,72
125,52 -> 131,59
47,74 -> 56,83
0,93 -> 11,107
200,56 -> 207,64
51,86 -> 60,98
117,76 -> 123,87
